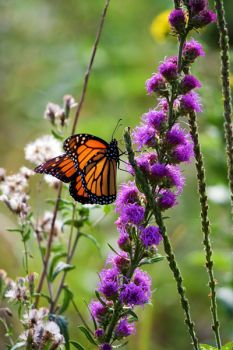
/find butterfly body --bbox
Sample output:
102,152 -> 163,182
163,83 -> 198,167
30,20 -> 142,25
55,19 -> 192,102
35,134 -> 119,205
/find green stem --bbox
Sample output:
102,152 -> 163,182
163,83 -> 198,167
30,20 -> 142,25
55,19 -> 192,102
124,130 -> 200,350
188,112 -> 222,349
214,0 -> 233,217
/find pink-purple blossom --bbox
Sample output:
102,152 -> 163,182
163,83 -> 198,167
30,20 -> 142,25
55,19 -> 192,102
169,9 -> 187,32
115,318 -> 135,338
132,124 -> 156,150
180,75 -> 202,94
142,110 -> 167,129
183,39 -> 205,63
157,189 -> 177,210
159,59 -> 178,82
140,226 -> 162,247
179,91 -> 202,114
120,204 -> 145,226
145,73 -> 166,95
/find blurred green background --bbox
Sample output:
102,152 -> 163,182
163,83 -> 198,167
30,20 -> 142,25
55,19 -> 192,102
0,0 -> 233,349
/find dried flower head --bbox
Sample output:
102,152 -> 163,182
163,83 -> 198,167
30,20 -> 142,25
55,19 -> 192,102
25,135 -> 62,166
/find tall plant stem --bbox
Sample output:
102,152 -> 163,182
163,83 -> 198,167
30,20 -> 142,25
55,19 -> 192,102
124,130 -> 200,350
214,0 -> 233,216
35,0 -> 111,308
188,112 -> 222,349
71,0 -> 111,134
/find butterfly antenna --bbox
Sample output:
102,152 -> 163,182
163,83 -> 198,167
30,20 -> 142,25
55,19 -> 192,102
112,118 -> 123,140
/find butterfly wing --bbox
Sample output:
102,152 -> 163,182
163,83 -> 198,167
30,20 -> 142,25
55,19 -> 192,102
63,134 -> 108,171
34,154 -> 77,183
80,152 -> 117,204
69,174 -> 95,204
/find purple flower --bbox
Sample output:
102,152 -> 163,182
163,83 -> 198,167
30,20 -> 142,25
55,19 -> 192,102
165,165 -> 185,194
159,59 -> 178,82
179,91 -> 202,114
95,328 -> 104,338
116,182 -> 139,212
151,163 -> 167,179
120,281 -> 149,306
107,252 -> 130,273
132,124 -> 156,150
183,39 -> 205,63
115,318 -> 135,338
117,232 -> 131,252
120,204 -> 145,226
99,268 -> 119,299
169,9 -> 186,32
166,124 -> 186,146
172,141 -> 194,163
145,73 -> 166,95
89,301 -> 108,321
142,110 -> 167,130
135,152 -> 157,173
133,269 -> 152,299
101,344 -> 112,350
192,10 -> 217,28
180,75 -> 202,94
157,189 -> 177,210
189,0 -> 208,14
140,226 -> 162,247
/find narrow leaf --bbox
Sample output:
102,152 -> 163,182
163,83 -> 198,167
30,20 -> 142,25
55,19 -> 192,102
60,286 -> 73,314
51,129 -> 63,140
200,345 -> 217,350
139,255 -> 164,266
80,233 -> 100,251
48,252 -> 67,281
70,341 -> 85,350
223,342 -> 233,350
51,262 -> 75,281
78,326 -> 97,345
10,342 -> 26,350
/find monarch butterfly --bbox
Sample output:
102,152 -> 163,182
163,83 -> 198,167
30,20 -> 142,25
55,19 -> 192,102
35,134 -> 120,205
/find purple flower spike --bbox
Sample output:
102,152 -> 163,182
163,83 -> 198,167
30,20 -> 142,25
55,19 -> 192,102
95,328 -> 104,338
142,110 -> 167,130
169,9 -> 186,32
189,0 -> 208,14
145,73 -> 166,95
166,165 -> 185,194
179,91 -> 202,114
180,75 -> 202,94
159,59 -> 178,82
157,189 -> 177,210
140,226 -> 162,247
89,301 -> 108,321
115,318 -> 135,338
132,124 -> 156,150
183,39 -> 205,63
166,124 -> 186,146
192,10 -> 217,28
120,204 -> 145,226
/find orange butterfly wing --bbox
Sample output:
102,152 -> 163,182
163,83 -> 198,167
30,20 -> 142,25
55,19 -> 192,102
34,154 -> 76,183
69,174 -> 95,204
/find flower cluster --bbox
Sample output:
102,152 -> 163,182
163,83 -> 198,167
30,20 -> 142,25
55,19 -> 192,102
20,308 -> 64,349
169,0 -> 216,34
44,94 -> 76,127
89,182 -> 163,349
0,167 -> 34,218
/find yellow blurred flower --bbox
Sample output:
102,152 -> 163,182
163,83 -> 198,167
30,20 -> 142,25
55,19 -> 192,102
150,9 -> 172,42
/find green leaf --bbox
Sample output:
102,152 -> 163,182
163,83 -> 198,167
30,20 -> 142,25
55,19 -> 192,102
10,343 -> 25,350
223,341 -> 233,350
50,315 -> 70,350
95,290 -> 106,306
48,252 -> 67,281
59,286 -> 73,314
51,262 -> 75,281
112,342 -> 129,349
7,228 -> 22,234
63,219 -> 84,229
107,243 -> 119,255
80,233 -> 100,251
139,255 -> 165,266
78,326 -> 97,345
121,309 -> 138,322
23,228 -> 31,242
200,345 -> 217,350
51,129 -> 63,140
103,205 -> 112,214
70,341 -> 86,350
